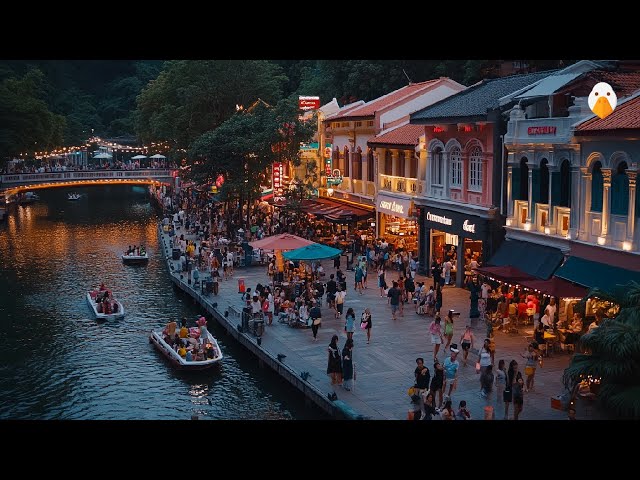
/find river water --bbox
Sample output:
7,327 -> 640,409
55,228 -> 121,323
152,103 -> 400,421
0,185 -> 322,419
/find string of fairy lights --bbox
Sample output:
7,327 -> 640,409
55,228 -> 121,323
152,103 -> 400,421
482,274 -> 583,302
15,136 -> 174,160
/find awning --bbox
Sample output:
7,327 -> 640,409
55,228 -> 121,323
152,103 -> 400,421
514,73 -> 582,99
304,197 -> 374,221
486,240 -> 564,279
518,277 -> 588,299
475,265 -> 537,284
554,256 -> 640,294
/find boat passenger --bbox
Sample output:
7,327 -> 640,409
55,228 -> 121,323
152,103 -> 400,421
185,349 -> 193,362
167,320 -> 178,337
178,345 -> 187,358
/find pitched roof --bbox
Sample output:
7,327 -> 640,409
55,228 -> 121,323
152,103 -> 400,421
324,100 -> 365,120
556,70 -> 640,99
410,70 -> 555,122
575,93 -> 640,132
328,79 -> 442,121
367,123 -> 424,147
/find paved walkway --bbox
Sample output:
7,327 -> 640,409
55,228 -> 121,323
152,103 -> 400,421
162,225 -> 576,420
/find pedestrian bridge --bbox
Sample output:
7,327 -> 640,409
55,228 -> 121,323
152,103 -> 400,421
0,169 -> 177,195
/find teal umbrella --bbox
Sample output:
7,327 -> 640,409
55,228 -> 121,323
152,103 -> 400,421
283,243 -> 342,261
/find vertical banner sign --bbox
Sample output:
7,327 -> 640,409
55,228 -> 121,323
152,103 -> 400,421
324,146 -> 332,176
272,162 -> 284,200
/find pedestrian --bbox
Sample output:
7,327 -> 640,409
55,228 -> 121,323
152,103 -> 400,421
435,282 -> 443,314
455,400 -> 471,420
480,364 -> 494,399
503,360 -> 519,420
431,258 -> 442,289
335,285 -> 346,319
414,357 -> 431,420
521,342 -> 540,392
495,359 -> 507,407
354,263 -> 364,295
429,315 -> 444,361
430,360 -> 445,408
477,338 -> 492,375
512,372 -> 525,420
387,281 -> 402,321
327,335 -> 343,385
443,310 -> 455,351
344,307 -> 355,341
443,344 -> 460,399
309,301 -> 322,341
265,287 -> 274,326
422,391 -> 437,420
360,308 -> 372,344
341,338 -> 354,391
460,325 -> 475,367
378,266 -> 387,297
443,258 -> 452,285
440,397 -> 455,420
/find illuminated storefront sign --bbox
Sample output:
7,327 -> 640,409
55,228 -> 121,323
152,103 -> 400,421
298,96 -> 321,111
527,126 -> 557,135
378,194 -> 412,219
426,211 -> 452,225
463,219 -> 476,233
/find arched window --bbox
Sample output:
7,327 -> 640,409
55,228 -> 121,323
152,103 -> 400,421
559,160 -> 571,207
468,146 -> 483,191
432,147 -> 444,185
384,150 -> 393,176
449,147 -> 462,187
591,161 -> 603,212
539,159 -> 549,204
367,149 -> 375,182
611,161 -> 629,215
519,157 -> 529,201
343,146 -> 350,177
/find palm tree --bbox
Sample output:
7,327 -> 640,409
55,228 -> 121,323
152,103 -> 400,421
563,281 -> 640,419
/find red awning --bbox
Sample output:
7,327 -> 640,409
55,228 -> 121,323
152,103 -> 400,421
519,277 -> 588,299
303,197 -> 374,221
475,265 -> 537,283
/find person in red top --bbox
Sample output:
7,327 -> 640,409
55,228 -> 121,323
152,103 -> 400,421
517,297 -> 528,325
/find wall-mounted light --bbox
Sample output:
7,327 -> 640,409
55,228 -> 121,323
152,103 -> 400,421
544,226 -> 551,235
506,218 -> 512,226
597,236 -> 606,246
623,241 -> 632,251
523,222 -> 532,231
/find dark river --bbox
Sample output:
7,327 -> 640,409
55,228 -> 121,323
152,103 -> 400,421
0,185 -> 323,420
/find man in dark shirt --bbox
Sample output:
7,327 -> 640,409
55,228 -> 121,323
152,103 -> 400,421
387,281 -> 402,321
414,357 -> 431,420
309,302 -> 322,341
431,260 -> 442,289
325,274 -> 337,309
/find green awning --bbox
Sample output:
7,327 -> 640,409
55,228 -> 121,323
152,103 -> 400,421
554,256 -> 640,293
487,240 -> 564,280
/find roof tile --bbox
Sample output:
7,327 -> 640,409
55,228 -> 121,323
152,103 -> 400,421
576,94 -> 640,132
367,124 -> 424,146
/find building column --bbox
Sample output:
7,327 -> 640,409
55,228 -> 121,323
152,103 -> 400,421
391,150 -> 400,177
481,156 -> 489,205
456,235 -> 464,288
580,167 -> 592,239
601,168 -> 612,237
418,148 -> 427,182
507,165 -> 514,218
376,148 -> 386,191
361,151 -> 369,186
627,170 -> 637,243
569,166 -> 582,240
526,167 -> 534,224
404,150 -> 412,178
547,167 -> 555,227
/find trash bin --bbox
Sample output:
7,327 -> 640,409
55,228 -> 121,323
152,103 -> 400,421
238,278 -> 246,294
172,248 -> 181,260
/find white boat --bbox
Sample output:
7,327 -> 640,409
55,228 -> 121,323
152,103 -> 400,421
68,193 -> 82,201
149,328 -> 223,370
86,290 -> 125,321
122,252 -> 149,264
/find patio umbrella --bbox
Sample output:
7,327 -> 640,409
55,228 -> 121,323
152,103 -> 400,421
131,155 -> 147,160
149,154 -> 166,159
249,233 -> 314,251
93,153 -> 112,159
283,243 -> 342,261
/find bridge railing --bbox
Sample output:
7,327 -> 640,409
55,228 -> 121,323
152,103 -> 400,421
1,169 -> 177,186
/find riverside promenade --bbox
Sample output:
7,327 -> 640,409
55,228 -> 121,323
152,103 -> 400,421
158,225 -> 577,420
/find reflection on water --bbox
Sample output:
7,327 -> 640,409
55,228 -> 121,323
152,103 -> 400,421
0,185 -> 321,420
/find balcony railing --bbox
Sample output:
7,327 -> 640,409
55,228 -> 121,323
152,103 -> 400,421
379,174 -> 419,196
